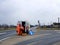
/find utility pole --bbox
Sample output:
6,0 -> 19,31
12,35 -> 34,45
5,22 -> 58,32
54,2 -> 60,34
58,17 -> 59,23
38,20 -> 40,27
58,17 -> 59,30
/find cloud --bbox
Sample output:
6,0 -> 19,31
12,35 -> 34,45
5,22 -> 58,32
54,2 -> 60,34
0,0 -> 60,25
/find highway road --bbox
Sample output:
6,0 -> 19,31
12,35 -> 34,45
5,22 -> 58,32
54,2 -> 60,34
0,27 -> 36,41
15,30 -> 60,45
0,28 -> 60,45
0,30 -> 16,41
0,27 -> 37,41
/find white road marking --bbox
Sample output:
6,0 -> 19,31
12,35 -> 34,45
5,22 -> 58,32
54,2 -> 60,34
0,33 -> 51,42
54,30 -> 60,33
0,32 -> 6,35
0,37 -> 11,42
0,32 -> 15,42
55,30 -> 60,31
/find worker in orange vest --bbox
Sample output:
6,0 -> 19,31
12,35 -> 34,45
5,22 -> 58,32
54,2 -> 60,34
16,24 -> 24,35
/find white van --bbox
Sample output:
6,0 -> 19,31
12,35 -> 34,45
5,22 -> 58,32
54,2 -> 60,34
18,21 -> 30,34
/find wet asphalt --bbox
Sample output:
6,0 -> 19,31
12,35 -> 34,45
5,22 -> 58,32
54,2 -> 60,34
15,30 -> 60,45
0,28 -> 60,45
0,30 -> 16,40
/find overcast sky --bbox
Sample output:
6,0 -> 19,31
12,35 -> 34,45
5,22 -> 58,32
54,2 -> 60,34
0,0 -> 60,25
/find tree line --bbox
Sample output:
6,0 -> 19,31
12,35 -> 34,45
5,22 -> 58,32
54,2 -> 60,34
0,24 -> 16,30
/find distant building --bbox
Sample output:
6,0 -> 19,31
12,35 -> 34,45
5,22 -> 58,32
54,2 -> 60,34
53,23 -> 60,28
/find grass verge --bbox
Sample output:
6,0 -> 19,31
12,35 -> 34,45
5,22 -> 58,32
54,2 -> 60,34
0,28 -> 16,32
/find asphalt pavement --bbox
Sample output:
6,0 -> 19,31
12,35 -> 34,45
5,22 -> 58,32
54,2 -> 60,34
15,30 -> 60,45
0,28 -> 60,45
0,30 -> 16,41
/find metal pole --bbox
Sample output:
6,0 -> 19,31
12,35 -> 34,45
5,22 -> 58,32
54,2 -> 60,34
58,17 -> 59,23
38,20 -> 40,27
58,17 -> 59,30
